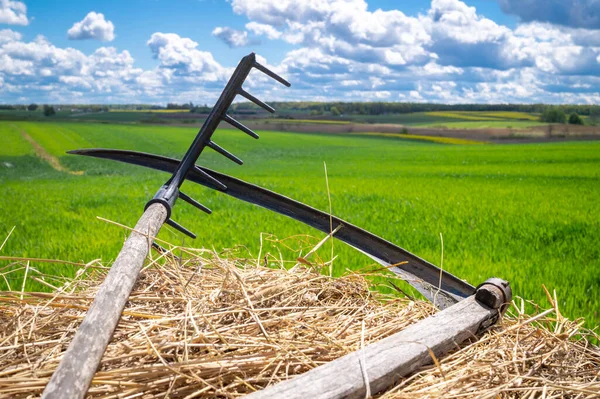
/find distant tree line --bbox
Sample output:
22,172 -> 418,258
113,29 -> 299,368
0,104 -> 110,112
540,106 -> 586,125
43,104 -> 56,116
0,101 -> 598,125
231,101 -> 600,117
190,104 -> 212,113
166,102 -> 194,110
2,101 -> 599,117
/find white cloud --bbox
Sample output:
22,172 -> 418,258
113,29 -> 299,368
0,28 -> 21,44
246,22 -> 282,39
231,0 -> 337,26
0,32 -> 172,103
1,35 -> 86,76
1,0 -> 600,104
420,62 -> 464,76
0,0 -> 28,25
68,12 -> 115,42
234,0 -> 600,103
498,0 -> 600,30
212,26 -> 251,47
231,0 -> 433,66
147,32 -> 226,80
426,0 -> 509,44
229,0 -> 600,81
409,90 -> 423,99
509,22 -> 600,75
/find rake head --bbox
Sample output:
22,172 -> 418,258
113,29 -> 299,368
140,53 -> 289,238
67,55 -> 482,308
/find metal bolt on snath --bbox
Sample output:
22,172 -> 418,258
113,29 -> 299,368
43,52 -> 512,399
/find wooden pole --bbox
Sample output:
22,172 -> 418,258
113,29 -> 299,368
244,282 -> 509,399
42,203 -> 168,399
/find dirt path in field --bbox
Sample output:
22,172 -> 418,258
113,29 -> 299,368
13,124 -> 83,175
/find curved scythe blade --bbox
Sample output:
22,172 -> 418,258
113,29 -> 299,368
68,148 -> 475,308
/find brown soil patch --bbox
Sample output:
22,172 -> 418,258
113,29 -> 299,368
14,124 -> 83,175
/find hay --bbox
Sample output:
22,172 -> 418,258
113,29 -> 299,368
0,249 -> 598,398
383,306 -> 600,399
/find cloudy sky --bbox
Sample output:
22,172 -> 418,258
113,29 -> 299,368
1,0 -> 599,104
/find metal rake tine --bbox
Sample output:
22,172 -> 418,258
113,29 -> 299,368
151,241 -> 167,253
253,61 -> 291,87
179,191 -> 212,214
223,114 -> 259,139
195,168 -> 228,190
151,242 -> 182,262
238,88 -> 275,113
207,140 -> 243,165
166,218 -> 196,239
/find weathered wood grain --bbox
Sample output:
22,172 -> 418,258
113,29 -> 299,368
244,294 -> 501,399
42,203 -> 168,399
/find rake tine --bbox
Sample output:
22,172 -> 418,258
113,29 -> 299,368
165,218 -> 196,239
253,61 -> 291,87
151,241 -> 166,253
195,168 -> 228,190
151,242 -> 182,262
207,140 -> 243,165
238,88 -> 275,113
223,114 -> 259,139
179,191 -> 212,214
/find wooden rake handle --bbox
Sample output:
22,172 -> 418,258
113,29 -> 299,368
42,203 -> 168,399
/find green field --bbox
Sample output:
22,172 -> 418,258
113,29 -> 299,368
70,111 -> 202,123
1,121 -> 599,328
0,109 -> 203,124
307,111 -> 548,128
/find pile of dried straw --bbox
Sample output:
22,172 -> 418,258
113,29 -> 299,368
1,247 -> 598,398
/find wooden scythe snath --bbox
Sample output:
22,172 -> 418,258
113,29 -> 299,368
42,53 -> 512,398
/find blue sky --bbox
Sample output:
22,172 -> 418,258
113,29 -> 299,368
1,0 -> 599,104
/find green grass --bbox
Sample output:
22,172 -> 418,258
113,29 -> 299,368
69,111 -> 152,122
0,109 -> 74,121
0,124 -> 33,156
109,109 -> 189,113
344,113 -> 461,125
1,121 -> 599,329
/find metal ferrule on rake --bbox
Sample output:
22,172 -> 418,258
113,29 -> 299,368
147,52 -> 290,237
